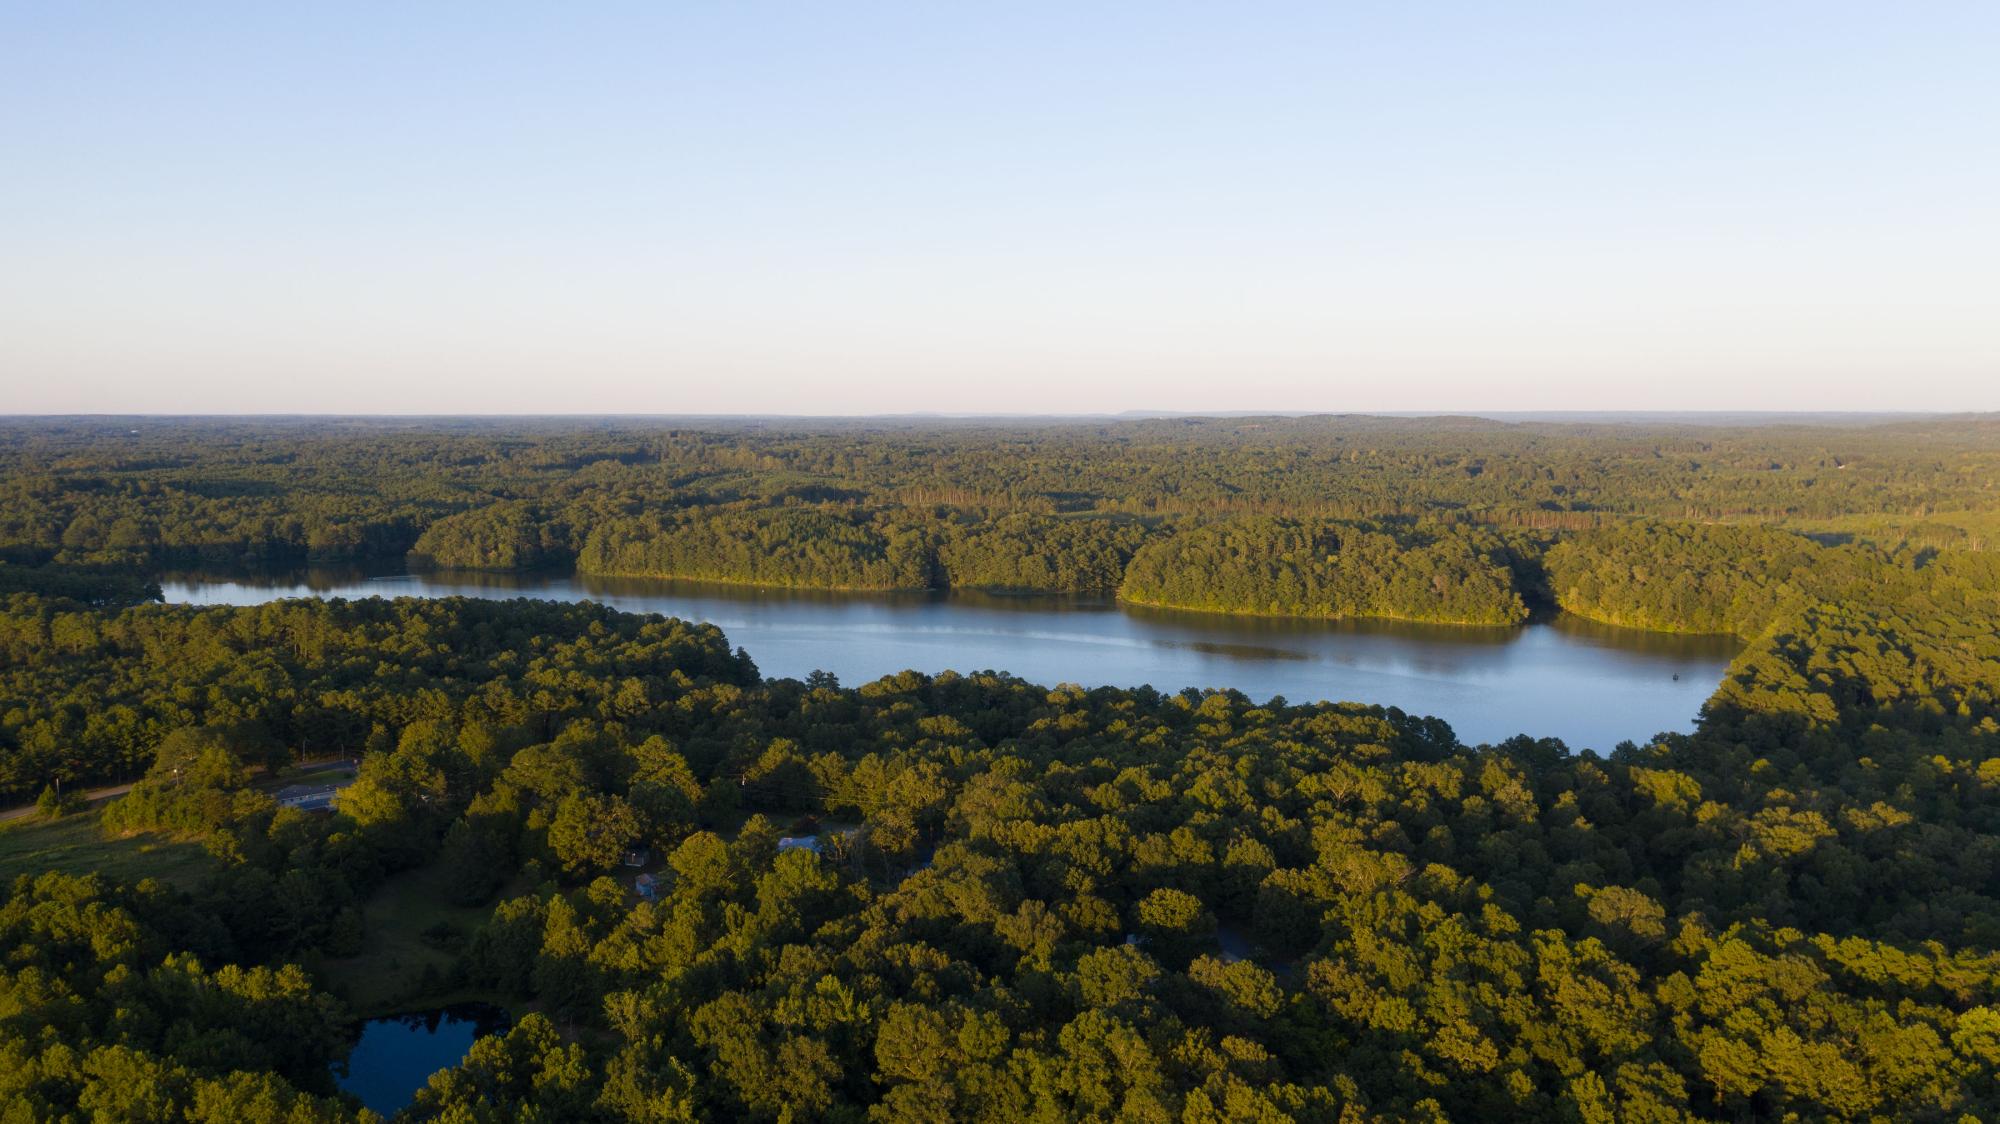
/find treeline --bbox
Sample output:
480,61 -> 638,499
573,509 -> 1532,627
0,560 -> 161,607
1546,522 -> 1895,637
933,513 -> 1151,593
7,416 -> 1999,627
0,582 -> 1996,1120
7,415 -> 1998,574
1707,551 -> 2000,741
407,501 -> 575,571
0,595 -> 755,796
433,506 -> 1153,594
577,508 -> 935,591
1119,518 -> 1530,625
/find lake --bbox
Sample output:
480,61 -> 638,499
161,568 -> 1739,750
334,1003 -> 509,1116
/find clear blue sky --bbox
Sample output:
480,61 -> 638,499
3,3 -> 1995,414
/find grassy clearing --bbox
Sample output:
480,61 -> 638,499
0,802 -> 504,1021
1782,510 -> 2000,551
262,761 -> 359,790
320,860 -> 503,1017
0,809 -> 221,887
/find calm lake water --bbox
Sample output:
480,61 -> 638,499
334,1003 -> 508,1116
162,568 -> 1738,750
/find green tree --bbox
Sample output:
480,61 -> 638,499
546,792 -> 641,880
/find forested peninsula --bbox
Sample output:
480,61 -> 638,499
3,415 -> 2000,1121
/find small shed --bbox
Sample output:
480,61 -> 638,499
621,846 -> 653,868
634,873 -> 659,902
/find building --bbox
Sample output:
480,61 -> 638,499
634,873 -> 659,902
777,823 -> 863,856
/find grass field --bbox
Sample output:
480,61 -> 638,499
1782,509 -> 2000,551
0,803 -> 505,1019
263,761 -> 359,790
321,859 -> 506,1017
0,809 -> 221,887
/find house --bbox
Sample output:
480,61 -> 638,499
777,823 -> 863,856
634,873 -> 659,902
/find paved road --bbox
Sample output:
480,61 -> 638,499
0,781 -> 137,824
0,757 -> 356,825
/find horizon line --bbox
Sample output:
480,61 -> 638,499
2,409 -> 1988,422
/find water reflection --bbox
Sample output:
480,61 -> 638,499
161,568 -> 1739,750
334,1003 -> 509,1116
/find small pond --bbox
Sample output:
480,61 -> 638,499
334,1003 -> 509,1116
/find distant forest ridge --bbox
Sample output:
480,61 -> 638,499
3,413 -> 1997,627
1,409 -> 1981,423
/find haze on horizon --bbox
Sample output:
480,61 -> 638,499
3,3 -> 1996,416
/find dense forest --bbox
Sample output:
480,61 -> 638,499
1119,519 -> 1529,625
2,416 -> 1999,1121
4,414 -> 1998,605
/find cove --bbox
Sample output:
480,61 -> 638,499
334,1003 -> 509,1116
161,568 -> 1740,751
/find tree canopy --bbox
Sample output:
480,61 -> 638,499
2,416 -> 1998,1120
